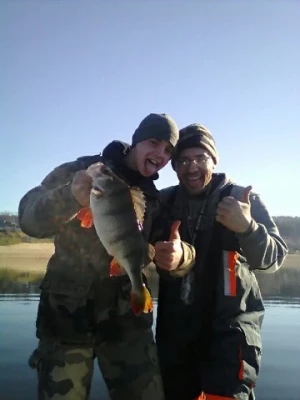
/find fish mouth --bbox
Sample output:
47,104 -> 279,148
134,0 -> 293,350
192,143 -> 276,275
91,165 -> 114,195
91,187 -> 103,197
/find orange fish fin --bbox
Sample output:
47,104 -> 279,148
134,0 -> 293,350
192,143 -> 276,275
129,186 -> 146,228
130,284 -> 153,316
109,257 -> 121,276
76,207 -> 94,228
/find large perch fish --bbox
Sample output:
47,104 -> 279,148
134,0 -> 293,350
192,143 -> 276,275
89,162 -> 155,316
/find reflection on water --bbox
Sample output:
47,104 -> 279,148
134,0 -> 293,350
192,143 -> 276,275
1,266 -> 300,299
0,269 -> 43,295
264,297 -> 300,307
0,269 -> 300,400
0,296 -> 300,400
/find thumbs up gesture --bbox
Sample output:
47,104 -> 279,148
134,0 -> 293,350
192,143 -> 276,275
154,220 -> 183,271
216,186 -> 253,233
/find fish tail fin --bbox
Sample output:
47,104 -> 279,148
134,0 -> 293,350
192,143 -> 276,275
130,284 -> 153,316
109,257 -> 121,276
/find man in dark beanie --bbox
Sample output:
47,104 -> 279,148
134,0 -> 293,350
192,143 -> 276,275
19,112 -> 196,400
171,123 -> 219,194
152,123 -> 288,400
132,113 -> 179,148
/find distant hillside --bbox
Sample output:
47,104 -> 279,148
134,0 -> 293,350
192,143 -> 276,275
273,216 -> 300,253
0,213 -> 299,252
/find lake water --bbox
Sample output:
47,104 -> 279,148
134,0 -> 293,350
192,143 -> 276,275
0,293 -> 300,400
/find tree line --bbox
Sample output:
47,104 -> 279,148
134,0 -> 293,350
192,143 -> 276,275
273,216 -> 300,253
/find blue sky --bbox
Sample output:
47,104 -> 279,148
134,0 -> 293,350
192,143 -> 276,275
1,0 -> 299,216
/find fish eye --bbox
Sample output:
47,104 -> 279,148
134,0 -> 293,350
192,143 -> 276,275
101,166 -> 111,175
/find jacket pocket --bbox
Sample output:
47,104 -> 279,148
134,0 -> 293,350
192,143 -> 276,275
40,269 -> 93,299
238,320 -> 263,387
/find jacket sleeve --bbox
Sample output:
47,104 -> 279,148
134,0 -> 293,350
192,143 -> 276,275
167,241 -> 196,278
18,160 -> 84,238
235,193 -> 288,273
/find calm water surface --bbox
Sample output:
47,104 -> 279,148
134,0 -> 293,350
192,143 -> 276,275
0,295 -> 299,400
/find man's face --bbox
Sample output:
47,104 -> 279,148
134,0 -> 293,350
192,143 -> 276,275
175,147 -> 215,195
135,138 -> 173,177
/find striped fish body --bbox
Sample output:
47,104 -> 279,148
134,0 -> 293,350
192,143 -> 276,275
89,163 -> 154,315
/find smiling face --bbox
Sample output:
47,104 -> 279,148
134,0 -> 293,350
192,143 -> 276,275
175,147 -> 215,194
132,138 -> 173,177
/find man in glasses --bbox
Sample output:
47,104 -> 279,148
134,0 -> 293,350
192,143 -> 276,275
153,123 -> 288,400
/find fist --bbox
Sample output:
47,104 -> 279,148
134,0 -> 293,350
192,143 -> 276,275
216,185 -> 253,233
71,163 -> 105,207
154,221 -> 183,271
86,162 -> 105,179
71,170 -> 93,207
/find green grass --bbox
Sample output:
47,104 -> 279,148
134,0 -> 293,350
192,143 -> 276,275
0,268 -> 45,283
0,231 -> 53,246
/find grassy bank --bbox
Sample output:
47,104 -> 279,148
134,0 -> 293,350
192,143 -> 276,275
145,255 -> 300,298
0,242 -> 299,298
0,268 -> 43,283
0,231 -> 52,246
0,231 -> 28,246
255,254 -> 300,297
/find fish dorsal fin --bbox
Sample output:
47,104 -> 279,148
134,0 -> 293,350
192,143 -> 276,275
130,186 -> 146,226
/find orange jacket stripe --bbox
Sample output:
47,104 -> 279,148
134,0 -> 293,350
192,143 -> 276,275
196,392 -> 235,400
238,346 -> 245,381
223,250 -> 238,296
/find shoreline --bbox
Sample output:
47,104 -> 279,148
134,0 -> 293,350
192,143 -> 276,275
0,242 -> 54,272
0,242 -> 299,272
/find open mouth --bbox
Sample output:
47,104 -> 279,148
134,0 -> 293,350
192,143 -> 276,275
146,158 -> 159,166
144,158 -> 160,174
186,175 -> 204,186
187,175 -> 202,181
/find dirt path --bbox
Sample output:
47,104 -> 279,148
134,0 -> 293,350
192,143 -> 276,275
0,243 -> 54,271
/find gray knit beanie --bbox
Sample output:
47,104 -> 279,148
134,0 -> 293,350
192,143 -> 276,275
132,113 -> 179,148
172,123 -> 219,169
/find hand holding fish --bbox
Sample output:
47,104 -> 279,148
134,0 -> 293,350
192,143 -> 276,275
154,220 -> 183,271
72,162 -> 106,210
216,185 -> 253,233
86,162 -> 105,179
71,170 -> 93,207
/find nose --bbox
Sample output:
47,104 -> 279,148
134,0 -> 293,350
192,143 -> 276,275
187,160 -> 198,172
153,146 -> 166,160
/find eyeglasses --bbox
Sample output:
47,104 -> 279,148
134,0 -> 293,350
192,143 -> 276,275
177,154 -> 212,168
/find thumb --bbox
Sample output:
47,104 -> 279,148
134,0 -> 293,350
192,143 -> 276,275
241,185 -> 252,204
169,220 -> 181,240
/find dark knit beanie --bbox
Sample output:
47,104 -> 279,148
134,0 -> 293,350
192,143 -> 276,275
132,113 -> 179,148
172,123 -> 219,169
